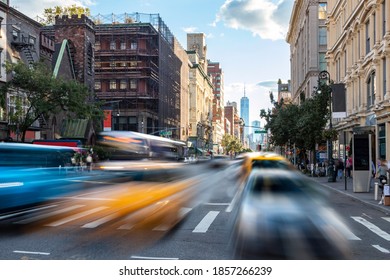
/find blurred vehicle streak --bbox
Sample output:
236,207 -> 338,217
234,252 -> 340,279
231,169 -> 351,260
237,152 -> 297,184
0,143 -> 82,210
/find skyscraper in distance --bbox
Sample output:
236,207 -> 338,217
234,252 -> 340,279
240,87 -> 249,146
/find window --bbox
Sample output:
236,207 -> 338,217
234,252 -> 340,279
109,80 -> 117,90
87,43 -> 93,75
383,1 -> 387,37
94,81 -> 101,90
130,79 -> 137,89
319,53 -> 326,72
366,21 -> 370,54
319,27 -> 327,45
12,28 -> 20,40
110,41 -> 116,50
0,17 -> 3,38
318,3 -> 327,20
29,35 -> 36,45
120,80 -> 127,90
378,124 -> 386,160
130,42 -> 137,50
367,72 -> 376,107
95,41 -> 101,51
120,42 -> 126,50
384,57 -> 387,98
373,13 -> 376,44
129,61 -> 137,67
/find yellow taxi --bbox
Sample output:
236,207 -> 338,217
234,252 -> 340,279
238,152 -> 296,183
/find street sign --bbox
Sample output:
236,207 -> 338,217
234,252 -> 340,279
254,130 -> 267,134
160,130 -> 172,136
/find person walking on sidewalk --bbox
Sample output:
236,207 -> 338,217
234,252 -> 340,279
345,156 -> 352,178
336,158 -> 344,180
375,159 -> 388,204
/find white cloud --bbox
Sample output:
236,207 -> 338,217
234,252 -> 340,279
214,0 -> 294,41
11,0 -> 95,19
183,26 -> 198,33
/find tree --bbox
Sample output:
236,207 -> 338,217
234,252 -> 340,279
221,134 -> 243,155
260,85 -> 330,164
42,5 -> 91,25
0,60 -> 103,142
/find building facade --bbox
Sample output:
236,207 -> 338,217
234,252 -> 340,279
287,0 -> 328,103
187,33 -> 214,154
91,13 -> 182,139
0,2 -> 42,141
327,0 -> 390,161
207,60 -> 225,154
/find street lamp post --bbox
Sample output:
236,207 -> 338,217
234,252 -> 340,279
318,70 -> 336,182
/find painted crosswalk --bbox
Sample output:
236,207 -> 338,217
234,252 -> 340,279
1,203 -> 390,250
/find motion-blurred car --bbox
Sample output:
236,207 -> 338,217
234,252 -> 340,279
238,152 -> 296,183
231,169 -> 351,259
0,143 -> 81,211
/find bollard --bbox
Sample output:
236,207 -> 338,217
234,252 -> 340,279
374,182 -> 379,200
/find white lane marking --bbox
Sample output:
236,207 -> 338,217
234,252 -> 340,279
372,245 -> 390,253
14,205 -> 85,224
178,207 -> 192,218
81,212 -> 118,228
351,216 -> 390,241
13,250 -> 50,256
69,180 -> 107,184
362,213 -> 373,219
193,211 -> 219,233
0,205 -> 57,221
117,224 -> 134,230
204,203 -> 230,206
46,206 -> 109,227
131,255 -> 179,260
226,191 -> 240,213
382,217 -> 390,223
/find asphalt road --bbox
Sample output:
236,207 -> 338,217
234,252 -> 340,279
0,161 -> 388,260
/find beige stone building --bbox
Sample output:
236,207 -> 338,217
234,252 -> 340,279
187,33 -> 214,154
327,0 -> 390,160
286,0 -> 328,103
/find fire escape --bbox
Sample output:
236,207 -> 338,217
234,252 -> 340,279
10,31 -> 48,130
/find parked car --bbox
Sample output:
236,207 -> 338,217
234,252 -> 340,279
231,168 -> 351,259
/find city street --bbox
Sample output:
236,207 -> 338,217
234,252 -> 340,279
0,161 -> 388,260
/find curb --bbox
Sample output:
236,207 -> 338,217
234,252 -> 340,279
318,181 -> 390,216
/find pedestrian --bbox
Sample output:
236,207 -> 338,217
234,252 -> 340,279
375,159 -> 388,204
345,156 -> 352,178
86,152 -> 93,172
337,158 -> 344,179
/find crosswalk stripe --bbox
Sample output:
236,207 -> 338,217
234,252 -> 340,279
193,211 -> 219,233
382,217 -> 390,223
46,206 -> 109,227
351,216 -> 390,241
372,245 -> 390,253
14,205 -> 85,224
81,212 -> 118,228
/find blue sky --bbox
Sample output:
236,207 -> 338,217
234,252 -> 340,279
11,0 -> 294,125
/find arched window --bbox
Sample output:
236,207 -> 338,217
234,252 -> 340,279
367,71 -> 376,108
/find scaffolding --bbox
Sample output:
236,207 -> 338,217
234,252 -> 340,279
93,13 -> 181,138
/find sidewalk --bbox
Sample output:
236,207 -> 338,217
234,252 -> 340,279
310,175 -> 390,215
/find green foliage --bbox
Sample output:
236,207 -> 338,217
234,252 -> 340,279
260,84 -> 331,163
221,134 -> 243,154
0,60 -> 104,142
42,5 -> 91,25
